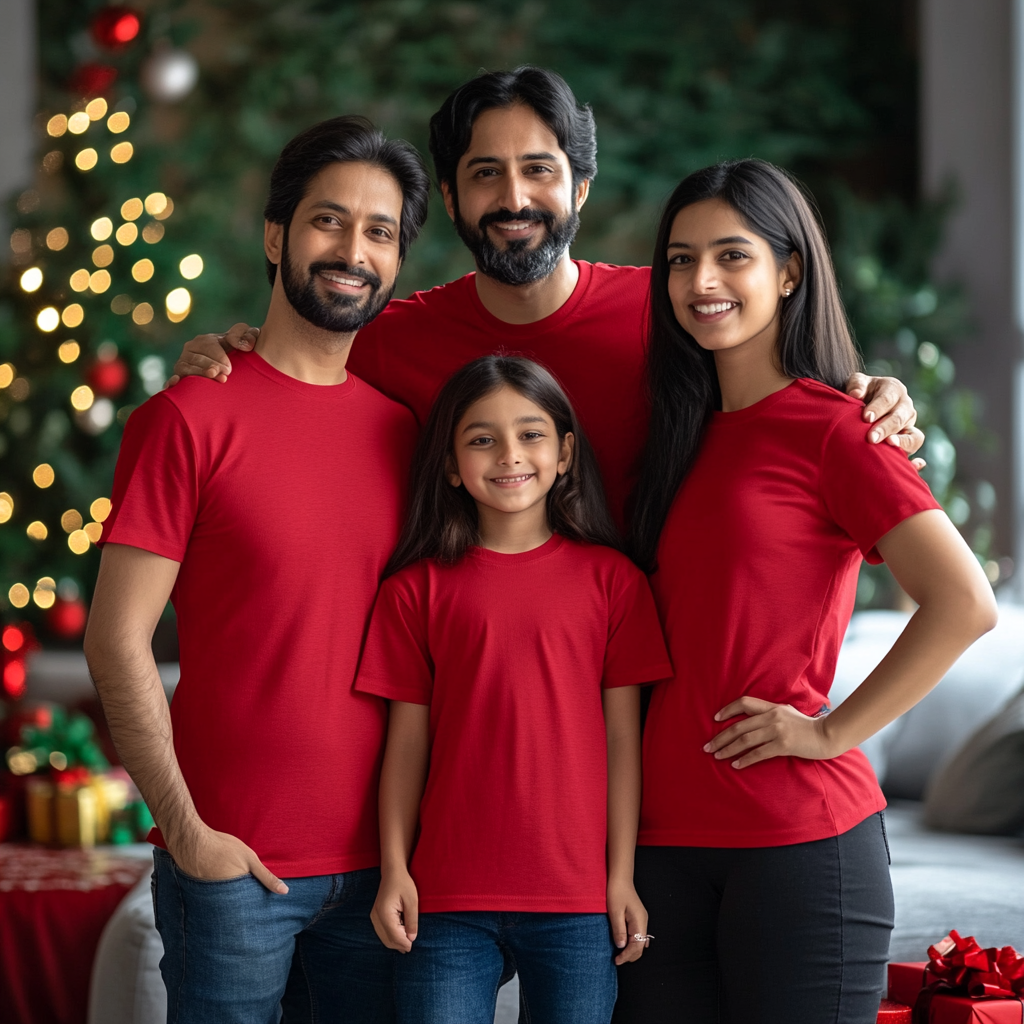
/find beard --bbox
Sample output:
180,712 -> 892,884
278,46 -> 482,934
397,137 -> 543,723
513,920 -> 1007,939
279,232 -> 395,334
454,202 -> 581,286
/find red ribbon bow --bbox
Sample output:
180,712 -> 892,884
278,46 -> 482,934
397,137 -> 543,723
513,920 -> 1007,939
925,931 -> 1024,1000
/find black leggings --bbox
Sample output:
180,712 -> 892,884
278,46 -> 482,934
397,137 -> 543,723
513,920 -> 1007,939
613,813 -> 894,1024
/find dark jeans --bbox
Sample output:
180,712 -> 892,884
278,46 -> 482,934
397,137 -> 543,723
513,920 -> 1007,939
395,911 -> 618,1024
152,848 -> 395,1024
613,813 -> 894,1024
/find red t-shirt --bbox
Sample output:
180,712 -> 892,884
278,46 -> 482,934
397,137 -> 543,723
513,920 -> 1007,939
103,351 -> 417,877
639,379 -> 942,848
355,535 -> 672,913
348,262 -> 650,528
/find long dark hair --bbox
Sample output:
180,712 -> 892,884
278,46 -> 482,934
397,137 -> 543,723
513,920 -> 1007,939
628,158 -> 863,572
385,355 -> 619,577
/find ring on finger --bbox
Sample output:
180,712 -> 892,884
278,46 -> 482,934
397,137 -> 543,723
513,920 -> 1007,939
632,933 -> 654,942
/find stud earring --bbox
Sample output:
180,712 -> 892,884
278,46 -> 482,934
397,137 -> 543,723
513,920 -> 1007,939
784,288 -> 793,296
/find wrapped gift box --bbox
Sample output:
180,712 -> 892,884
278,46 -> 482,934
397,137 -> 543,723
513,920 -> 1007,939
889,963 -> 1023,1023
26,769 -> 132,847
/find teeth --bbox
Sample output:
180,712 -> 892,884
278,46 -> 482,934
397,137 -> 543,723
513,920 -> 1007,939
694,302 -> 736,314
321,272 -> 364,287
499,223 -> 532,231
494,474 -> 532,483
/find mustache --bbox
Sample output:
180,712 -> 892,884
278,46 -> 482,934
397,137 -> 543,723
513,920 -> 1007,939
478,207 -> 555,232
308,261 -> 382,291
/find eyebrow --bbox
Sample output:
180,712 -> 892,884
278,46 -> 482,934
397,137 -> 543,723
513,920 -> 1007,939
309,200 -> 398,227
464,152 -> 559,168
461,415 -> 548,433
666,235 -> 754,250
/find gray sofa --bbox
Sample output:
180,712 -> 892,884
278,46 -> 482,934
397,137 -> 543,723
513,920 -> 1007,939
30,604 -> 1024,1023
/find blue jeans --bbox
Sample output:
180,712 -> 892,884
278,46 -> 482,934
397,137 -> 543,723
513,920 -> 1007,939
395,911 -> 617,1024
152,847 -> 395,1024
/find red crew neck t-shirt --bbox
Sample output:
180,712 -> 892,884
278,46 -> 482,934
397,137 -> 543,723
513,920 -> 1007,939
639,379 -> 942,849
355,535 -> 672,913
348,262 -> 650,528
103,351 -> 417,877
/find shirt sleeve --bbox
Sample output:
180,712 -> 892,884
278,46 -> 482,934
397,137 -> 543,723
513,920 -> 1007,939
354,571 -> 434,704
603,562 -> 674,689
101,394 -> 199,562
820,403 -> 943,564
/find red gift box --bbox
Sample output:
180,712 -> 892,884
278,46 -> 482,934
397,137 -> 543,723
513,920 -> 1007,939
889,961 -> 1024,1023
878,997 -> 913,1022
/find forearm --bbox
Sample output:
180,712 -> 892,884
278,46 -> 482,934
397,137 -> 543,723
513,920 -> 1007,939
378,702 -> 429,877
604,687 -> 642,882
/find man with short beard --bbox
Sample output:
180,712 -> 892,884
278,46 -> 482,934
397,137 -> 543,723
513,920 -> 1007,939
172,66 -> 924,529
84,116 -> 428,1024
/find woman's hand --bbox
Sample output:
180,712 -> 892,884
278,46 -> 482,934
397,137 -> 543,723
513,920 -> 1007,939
705,697 -> 840,768
165,323 -> 260,387
370,869 -> 419,952
608,876 -> 649,965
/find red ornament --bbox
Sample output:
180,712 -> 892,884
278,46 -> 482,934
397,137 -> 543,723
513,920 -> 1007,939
90,6 -> 142,49
69,63 -> 118,96
46,598 -> 88,640
1,621 -> 39,701
87,356 -> 130,398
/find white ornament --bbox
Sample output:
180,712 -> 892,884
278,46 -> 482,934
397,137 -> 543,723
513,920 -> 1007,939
142,48 -> 199,102
76,397 -> 115,435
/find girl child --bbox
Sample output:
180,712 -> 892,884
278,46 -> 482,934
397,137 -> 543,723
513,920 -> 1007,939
613,158 -> 998,1024
354,355 -> 672,1024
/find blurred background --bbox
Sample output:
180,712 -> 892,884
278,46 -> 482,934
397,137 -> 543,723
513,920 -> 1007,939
0,0 -> 1021,654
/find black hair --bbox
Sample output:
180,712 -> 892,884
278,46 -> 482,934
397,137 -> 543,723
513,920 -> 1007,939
428,66 -> 597,194
385,355 -> 619,577
629,158 -> 863,572
263,115 -> 430,284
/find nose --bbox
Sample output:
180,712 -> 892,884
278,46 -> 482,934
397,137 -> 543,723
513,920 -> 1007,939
496,438 -> 523,464
693,254 -> 719,293
331,226 -> 366,267
498,171 -> 529,216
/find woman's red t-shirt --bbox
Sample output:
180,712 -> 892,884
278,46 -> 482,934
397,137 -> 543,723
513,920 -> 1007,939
639,379 -> 942,848
356,535 -> 672,913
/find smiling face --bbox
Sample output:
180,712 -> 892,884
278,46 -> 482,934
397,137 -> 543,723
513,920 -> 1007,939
448,385 -> 573,529
444,104 -> 588,286
665,198 -> 800,359
265,160 -> 404,334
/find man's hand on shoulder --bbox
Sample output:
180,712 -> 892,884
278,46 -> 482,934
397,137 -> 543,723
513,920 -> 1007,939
166,821 -> 289,894
845,371 -> 927,472
165,323 -> 260,388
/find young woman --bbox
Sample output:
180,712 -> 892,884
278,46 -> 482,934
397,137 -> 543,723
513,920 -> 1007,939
614,160 -> 997,1024
354,355 -> 672,1024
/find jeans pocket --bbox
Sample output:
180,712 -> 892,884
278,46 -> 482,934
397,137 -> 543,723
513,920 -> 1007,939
878,811 -> 891,865
171,860 -> 253,885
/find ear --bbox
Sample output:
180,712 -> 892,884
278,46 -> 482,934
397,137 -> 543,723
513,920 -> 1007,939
558,432 -> 575,476
264,220 -> 284,267
440,181 -> 456,223
782,250 -> 803,296
574,179 -> 591,212
445,453 -> 462,489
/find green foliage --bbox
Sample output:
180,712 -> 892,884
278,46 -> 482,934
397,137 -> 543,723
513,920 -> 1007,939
0,0 -> 981,631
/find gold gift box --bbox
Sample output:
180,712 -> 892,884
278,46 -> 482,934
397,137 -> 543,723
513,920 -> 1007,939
26,774 -> 131,847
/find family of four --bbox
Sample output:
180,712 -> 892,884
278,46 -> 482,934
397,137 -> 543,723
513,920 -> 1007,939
83,66 -> 997,1024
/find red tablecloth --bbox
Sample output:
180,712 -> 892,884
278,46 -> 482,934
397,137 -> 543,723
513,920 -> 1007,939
0,844 -> 149,1024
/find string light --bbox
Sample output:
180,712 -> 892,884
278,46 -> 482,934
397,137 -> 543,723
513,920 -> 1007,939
47,227 -> 69,250
91,217 -> 113,241
26,521 -> 48,541
84,522 -> 103,544
154,197 -> 174,221
107,111 -> 130,133
179,255 -> 203,280
144,192 -> 168,216
10,228 -> 32,255
9,584 -> 29,609
0,492 -> 12,523
111,142 -> 134,164
70,269 -> 90,292
47,114 -> 68,137
166,287 -> 191,321
110,294 -> 133,315
75,148 -> 98,171
58,341 -> 80,364
121,198 -> 143,221
20,267 -> 42,292
37,307 -> 60,332
0,364 -> 12,388
85,98 -> 108,120
68,111 -> 90,135
115,223 -> 138,245
42,150 -> 63,174
33,578 -> 56,608
89,270 -> 111,294
90,498 -> 112,522
33,463 -> 55,488
8,377 -> 29,402
68,530 -> 90,555
92,244 -> 114,267
132,302 -> 154,325
62,303 -> 84,328
131,258 -> 154,282
61,510 -> 83,532
71,385 -> 95,411
142,222 -> 164,243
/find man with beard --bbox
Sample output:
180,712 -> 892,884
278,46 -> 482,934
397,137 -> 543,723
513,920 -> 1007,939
84,116 -> 429,1023
171,67 -> 924,528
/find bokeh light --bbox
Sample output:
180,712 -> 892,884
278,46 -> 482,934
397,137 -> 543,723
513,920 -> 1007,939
9,378 -> 29,401
61,509 -> 83,532
154,197 -> 174,221
75,148 -> 98,171
144,192 -> 168,216
0,364 -> 13,388
110,294 -> 133,315
91,217 -> 113,241
68,530 -> 90,555
84,522 -> 103,544
19,267 -> 42,292
58,341 -> 80,363
132,302 -> 155,325
71,385 -> 95,411
142,222 -> 165,244
9,584 -> 29,609
132,258 -> 154,282
33,579 -> 56,608
111,142 -> 134,164
179,254 -> 204,280
26,521 -> 48,541
62,303 -> 84,328
107,111 -> 130,133
90,497 -> 112,522
0,492 -> 13,523
92,244 -> 114,267
116,222 -> 138,246
68,111 -> 90,134
33,463 -> 55,488
166,287 -> 191,318
47,114 -> 68,137
70,268 -> 90,291
121,198 -> 144,221
36,307 -> 59,332
47,227 -> 69,250
89,270 -> 112,293
86,97 -> 108,120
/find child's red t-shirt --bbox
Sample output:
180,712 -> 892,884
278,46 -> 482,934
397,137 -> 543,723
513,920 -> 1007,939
355,535 -> 672,913
639,379 -> 943,849
102,351 -> 417,877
